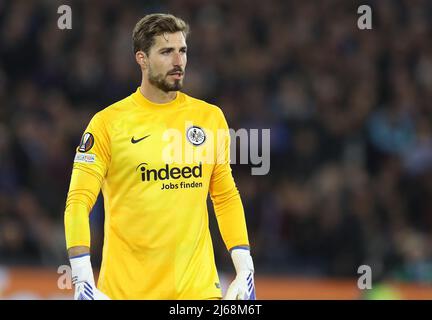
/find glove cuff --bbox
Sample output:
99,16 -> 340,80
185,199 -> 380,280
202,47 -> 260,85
231,248 -> 254,275
70,254 -> 95,286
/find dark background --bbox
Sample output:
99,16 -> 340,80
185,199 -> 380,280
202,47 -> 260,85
0,0 -> 431,287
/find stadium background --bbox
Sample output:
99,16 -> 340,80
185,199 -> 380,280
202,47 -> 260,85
1,0 -> 432,299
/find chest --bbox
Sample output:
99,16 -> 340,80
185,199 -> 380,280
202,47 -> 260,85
109,109 -> 219,171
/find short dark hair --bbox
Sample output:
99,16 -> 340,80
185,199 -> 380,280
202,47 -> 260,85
132,14 -> 190,55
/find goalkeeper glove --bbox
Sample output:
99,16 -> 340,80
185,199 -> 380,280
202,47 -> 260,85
224,248 -> 256,300
70,254 -> 110,300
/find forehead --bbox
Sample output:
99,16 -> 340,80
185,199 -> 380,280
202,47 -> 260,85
152,31 -> 186,49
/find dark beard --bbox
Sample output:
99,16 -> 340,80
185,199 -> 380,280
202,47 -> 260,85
148,70 -> 183,92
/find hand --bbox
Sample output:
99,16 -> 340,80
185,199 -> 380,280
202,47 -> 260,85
224,248 -> 256,300
74,281 -> 110,300
70,254 -> 111,300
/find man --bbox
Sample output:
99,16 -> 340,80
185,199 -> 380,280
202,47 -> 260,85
64,13 -> 255,300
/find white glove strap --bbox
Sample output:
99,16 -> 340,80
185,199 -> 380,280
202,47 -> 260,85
70,254 -> 95,286
231,249 -> 254,275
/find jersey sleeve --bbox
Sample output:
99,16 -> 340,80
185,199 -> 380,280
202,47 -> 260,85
64,112 -> 111,249
209,108 -> 250,251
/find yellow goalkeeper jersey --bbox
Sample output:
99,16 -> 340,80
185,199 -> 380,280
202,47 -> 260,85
64,88 -> 250,299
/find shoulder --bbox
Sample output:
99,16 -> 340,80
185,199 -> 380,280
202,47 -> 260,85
98,95 -> 135,118
181,92 -> 225,118
90,95 -> 137,127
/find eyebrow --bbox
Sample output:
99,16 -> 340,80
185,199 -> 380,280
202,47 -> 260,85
158,46 -> 188,52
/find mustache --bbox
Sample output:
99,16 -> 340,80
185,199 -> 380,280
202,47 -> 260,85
167,67 -> 184,75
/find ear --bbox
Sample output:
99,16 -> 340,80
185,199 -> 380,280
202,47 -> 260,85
135,51 -> 148,69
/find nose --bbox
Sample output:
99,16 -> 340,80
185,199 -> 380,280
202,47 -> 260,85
172,52 -> 184,67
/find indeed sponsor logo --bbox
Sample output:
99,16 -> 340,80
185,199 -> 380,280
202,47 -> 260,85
136,162 -> 202,182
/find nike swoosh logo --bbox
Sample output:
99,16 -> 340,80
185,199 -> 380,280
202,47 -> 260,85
131,134 -> 150,144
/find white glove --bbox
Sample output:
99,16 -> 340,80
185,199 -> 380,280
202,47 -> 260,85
224,248 -> 256,300
70,254 -> 110,300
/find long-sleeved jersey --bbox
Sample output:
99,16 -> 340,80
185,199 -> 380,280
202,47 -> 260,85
64,88 -> 249,299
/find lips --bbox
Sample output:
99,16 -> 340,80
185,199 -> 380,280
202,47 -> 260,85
168,72 -> 183,79
168,68 -> 183,75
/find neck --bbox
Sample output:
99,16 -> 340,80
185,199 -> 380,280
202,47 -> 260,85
140,78 -> 177,104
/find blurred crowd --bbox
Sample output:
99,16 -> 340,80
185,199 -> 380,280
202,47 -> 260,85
1,0 -> 432,283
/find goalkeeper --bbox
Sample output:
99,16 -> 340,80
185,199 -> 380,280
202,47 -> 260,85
64,13 -> 255,300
